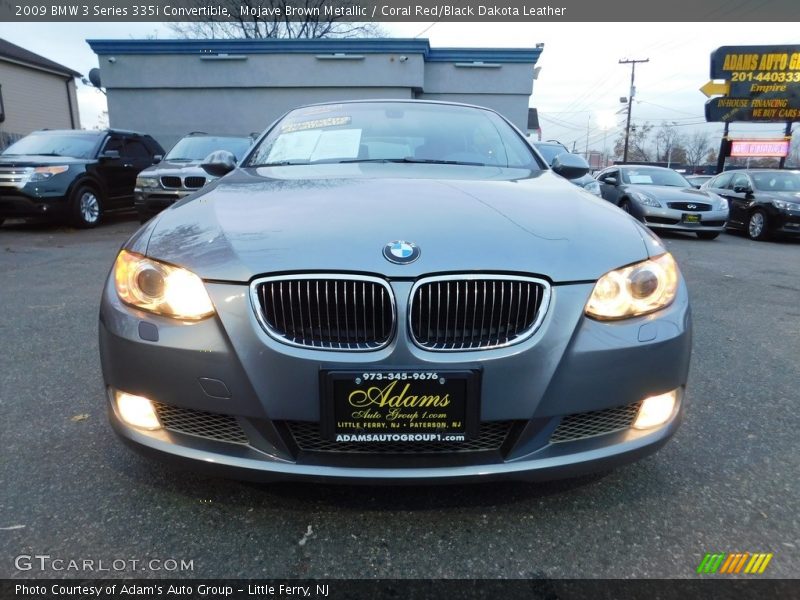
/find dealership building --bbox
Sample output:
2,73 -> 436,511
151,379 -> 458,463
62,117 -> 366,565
87,38 -> 542,149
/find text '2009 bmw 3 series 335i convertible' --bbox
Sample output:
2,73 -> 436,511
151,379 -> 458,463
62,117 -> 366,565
99,100 -> 692,483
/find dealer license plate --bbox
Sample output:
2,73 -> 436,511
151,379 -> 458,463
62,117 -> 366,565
682,213 -> 701,223
321,370 -> 479,442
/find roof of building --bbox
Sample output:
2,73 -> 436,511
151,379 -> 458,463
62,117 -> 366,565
86,38 -> 542,65
0,38 -> 82,78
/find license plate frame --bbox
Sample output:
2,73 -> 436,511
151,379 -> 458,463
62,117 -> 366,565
321,369 -> 481,442
682,213 -> 702,223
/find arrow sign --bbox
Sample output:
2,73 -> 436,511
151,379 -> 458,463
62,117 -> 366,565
700,80 -> 730,97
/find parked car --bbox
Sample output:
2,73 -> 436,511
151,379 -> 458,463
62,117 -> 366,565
134,132 -> 254,222
685,174 -> 713,189
702,169 -> 800,240
100,100 -> 691,483
0,129 -> 163,228
531,140 -> 602,196
596,165 -> 729,240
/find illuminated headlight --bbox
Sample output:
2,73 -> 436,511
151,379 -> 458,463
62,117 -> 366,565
114,389 -> 161,430
772,199 -> 797,211
29,165 -> 69,182
113,249 -> 215,320
135,175 -> 160,188
632,191 -> 661,207
633,389 -> 678,429
583,180 -> 602,197
585,253 -> 680,320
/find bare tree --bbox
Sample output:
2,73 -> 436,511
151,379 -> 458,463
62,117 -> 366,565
684,130 -> 712,171
613,122 -> 654,162
654,122 -> 685,165
168,0 -> 384,39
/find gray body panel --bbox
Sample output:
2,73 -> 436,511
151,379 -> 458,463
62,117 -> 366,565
143,165 -> 651,283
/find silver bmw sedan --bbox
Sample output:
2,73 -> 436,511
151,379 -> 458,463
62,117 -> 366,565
99,100 -> 691,483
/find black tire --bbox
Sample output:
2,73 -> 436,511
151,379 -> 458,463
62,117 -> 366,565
747,209 -> 771,241
69,184 -> 103,228
619,198 -> 641,222
696,232 -> 720,240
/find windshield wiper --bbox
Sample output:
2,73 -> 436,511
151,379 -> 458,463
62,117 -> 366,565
257,159 -> 311,166
337,157 -> 486,166
33,152 -> 63,157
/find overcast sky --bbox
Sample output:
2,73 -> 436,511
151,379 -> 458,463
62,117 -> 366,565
2,21 -> 796,152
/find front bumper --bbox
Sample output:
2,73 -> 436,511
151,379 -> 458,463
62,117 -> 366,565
0,189 -> 68,219
134,188 -> 193,218
639,205 -> 728,233
99,274 -> 692,483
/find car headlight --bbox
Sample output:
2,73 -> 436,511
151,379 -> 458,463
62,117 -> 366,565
135,175 -> 160,188
583,180 -> 602,197
29,165 -> 69,182
113,250 -> 215,320
585,253 -> 680,320
772,199 -> 796,211
631,191 -> 661,208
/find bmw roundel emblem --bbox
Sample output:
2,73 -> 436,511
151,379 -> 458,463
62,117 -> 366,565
383,240 -> 420,264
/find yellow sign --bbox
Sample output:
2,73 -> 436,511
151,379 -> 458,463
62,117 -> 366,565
700,80 -> 730,97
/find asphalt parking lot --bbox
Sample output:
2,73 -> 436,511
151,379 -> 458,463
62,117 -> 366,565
1,216 -> 798,579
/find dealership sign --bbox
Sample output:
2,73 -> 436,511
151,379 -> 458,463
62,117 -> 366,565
730,139 -> 791,157
703,44 -> 800,122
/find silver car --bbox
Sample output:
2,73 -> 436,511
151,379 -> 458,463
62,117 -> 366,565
597,165 -> 729,240
99,100 -> 691,483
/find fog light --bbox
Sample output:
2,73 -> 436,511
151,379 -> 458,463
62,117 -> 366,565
633,389 -> 678,430
115,390 -> 161,430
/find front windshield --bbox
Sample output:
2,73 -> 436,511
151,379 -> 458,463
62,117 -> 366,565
621,167 -> 691,188
247,102 -> 537,169
751,171 -> 800,192
166,136 -> 252,161
2,133 -> 99,159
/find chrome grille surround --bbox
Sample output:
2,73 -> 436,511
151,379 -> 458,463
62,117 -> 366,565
160,176 -> 182,189
408,274 -> 551,351
153,402 -> 249,445
250,274 -> 396,351
0,166 -> 33,188
183,176 -> 207,189
549,401 -> 642,443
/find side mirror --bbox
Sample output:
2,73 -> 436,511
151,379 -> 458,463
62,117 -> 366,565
551,153 -> 590,180
200,150 -> 236,178
99,149 -> 120,161
152,154 -> 163,164
691,183 -> 701,189
733,184 -> 752,195
601,176 -> 618,186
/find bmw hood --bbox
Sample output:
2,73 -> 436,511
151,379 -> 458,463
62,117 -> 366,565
139,165 -> 656,283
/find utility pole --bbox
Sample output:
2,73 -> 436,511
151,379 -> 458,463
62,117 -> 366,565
619,58 -> 649,163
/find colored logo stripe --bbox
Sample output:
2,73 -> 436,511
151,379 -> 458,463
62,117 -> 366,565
697,552 -> 773,574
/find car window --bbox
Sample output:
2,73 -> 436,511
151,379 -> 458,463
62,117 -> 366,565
103,136 -> 125,154
247,102 -> 538,169
165,136 -> 252,161
709,172 -> 732,189
125,139 -> 151,159
533,143 -> 569,164
731,173 -> 750,189
620,167 -> 691,187
2,132 -> 99,159
751,171 -> 800,192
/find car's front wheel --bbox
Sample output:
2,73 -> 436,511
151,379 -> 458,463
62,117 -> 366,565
619,198 -> 640,220
696,232 -> 720,240
70,185 -> 103,228
747,209 -> 770,241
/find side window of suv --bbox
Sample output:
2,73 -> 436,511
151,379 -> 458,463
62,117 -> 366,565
102,136 -> 124,155
125,139 -> 151,159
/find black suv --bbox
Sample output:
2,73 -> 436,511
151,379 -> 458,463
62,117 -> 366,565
134,132 -> 253,222
0,129 -> 164,228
